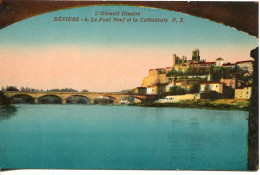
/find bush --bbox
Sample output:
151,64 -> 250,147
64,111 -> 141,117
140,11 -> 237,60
200,91 -> 223,99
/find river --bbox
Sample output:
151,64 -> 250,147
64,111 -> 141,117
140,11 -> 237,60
0,104 -> 248,170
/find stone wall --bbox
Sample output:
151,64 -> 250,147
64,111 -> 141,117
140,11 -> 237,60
142,70 -> 167,87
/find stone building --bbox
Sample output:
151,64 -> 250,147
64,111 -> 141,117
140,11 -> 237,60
134,87 -> 147,94
236,60 -> 254,74
200,82 -> 224,94
235,85 -> 252,99
172,54 -> 190,72
216,58 -> 224,66
190,62 -> 216,68
142,68 -> 167,87
220,78 -> 243,89
222,63 -> 236,69
192,49 -> 200,62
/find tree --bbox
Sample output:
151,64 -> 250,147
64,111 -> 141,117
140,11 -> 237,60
48,88 -> 79,92
184,67 -> 191,76
189,82 -> 200,94
210,67 -> 223,81
61,88 -> 78,92
82,89 -> 89,92
216,57 -> 224,61
6,86 -> 19,91
166,67 -> 187,77
168,86 -> 187,95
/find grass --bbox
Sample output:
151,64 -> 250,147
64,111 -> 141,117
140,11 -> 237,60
133,99 -> 250,111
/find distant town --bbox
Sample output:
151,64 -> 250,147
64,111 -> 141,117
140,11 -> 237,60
0,49 -> 254,109
127,49 -> 253,107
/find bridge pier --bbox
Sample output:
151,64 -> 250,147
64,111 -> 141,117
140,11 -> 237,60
62,98 -> 66,105
114,98 -> 121,105
89,99 -> 94,104
34,98 -> 39,104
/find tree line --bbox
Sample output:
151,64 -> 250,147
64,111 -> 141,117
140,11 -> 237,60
1,86 -> 89,93
166,66 -> 251,83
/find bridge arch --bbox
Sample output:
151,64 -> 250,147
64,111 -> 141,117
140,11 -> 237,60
102,95 -> 116,100
65,95 -> 91,104
94,95 -> 116,105
133,96 -> 145,103
11,94 -> 35,104
120,95 -> 145,104
38,95 -> 63,104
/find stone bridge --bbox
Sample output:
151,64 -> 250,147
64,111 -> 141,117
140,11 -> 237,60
3,91 -> 155,105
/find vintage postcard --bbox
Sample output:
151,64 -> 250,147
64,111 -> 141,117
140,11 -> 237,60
0,0 -> 258,172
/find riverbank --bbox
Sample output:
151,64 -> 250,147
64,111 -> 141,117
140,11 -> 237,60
133,99 -> 250,111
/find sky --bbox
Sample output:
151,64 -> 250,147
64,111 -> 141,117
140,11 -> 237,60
0,5 -> 258,92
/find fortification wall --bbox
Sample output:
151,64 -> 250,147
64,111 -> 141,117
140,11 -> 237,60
142,75 -> 158,87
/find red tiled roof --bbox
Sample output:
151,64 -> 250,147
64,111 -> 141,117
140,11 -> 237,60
155,68 -> 165,71
222,63 -> 235,66
235,84 -> 253,89
236,60 -> 254,64
166,67 -> 172,69
199,62 -> 216,64
150,68 -> 166,71
190,62 -> 216,65
200,81 -> 223,85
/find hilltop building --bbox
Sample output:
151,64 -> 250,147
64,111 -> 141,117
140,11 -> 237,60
236,60 -> 254,74
216,58 -> 224,66
192,49 -> 200,62
141,68 -> 168,87
136,49 -> 253,97
173,54 -> 191,72
190,62 -> 216,68
222,63 -> 236,69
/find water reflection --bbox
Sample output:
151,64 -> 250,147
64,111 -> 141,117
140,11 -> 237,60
0,105 -> 17,121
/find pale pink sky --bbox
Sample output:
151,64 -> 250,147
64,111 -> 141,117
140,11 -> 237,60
0,44 -> 254,92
